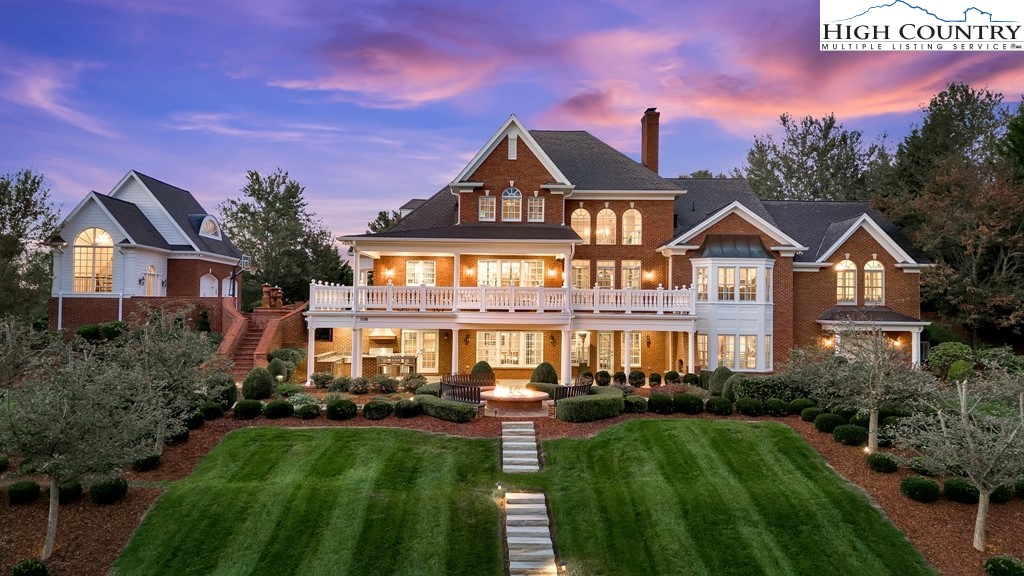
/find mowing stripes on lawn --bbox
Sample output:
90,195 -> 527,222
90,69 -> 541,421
541,420 -> 936,576
113,428 -> 503,576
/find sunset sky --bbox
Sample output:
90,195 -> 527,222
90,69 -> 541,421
3,0 -> 1023,237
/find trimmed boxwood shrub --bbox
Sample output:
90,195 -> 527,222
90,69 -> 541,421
613,371 -> 626,385
789,398 -> 816,415
1016,477 -> 1024,499
623,395 -> 648,413
267,357 -> 295,382
800,407 -> 822,422
416,382 -> 441,397
471,360 -> 493,375
0,453 -> 9,473
242,367 -> 274,400
708,366 -> 733,395
814,413 -> 846,434
683,372 -> 700,387
664,370 -> 680,385
706,396 -> 733,416
674,393 -> 704,415
992,484 -> 1015,504
233,399 -> 264,420
736,397 -> 764,417
648,373 -> 662,386
557,390 -> 626,422
595,370 -> 611,386
294,404 -> 320,420
531,362 -> 559,384
88,477 -> 128,505
200,402 -> 225,420
57,481 -> 83,504
764,398 -> 789,417
833,424 -> 868,446
867,452 -> 899,473
362,399 -> 393,420
166,428 -> 189,444
900,476 -> 940,503
628,370 -> 646,388
526,382 -> 561,398
986,555 -> 1024,576
394,398 -> 422,418
944,477 -> 980,504
648,393 -> 674,414
11,559 -> 50,576
734,375 -> 806,403
264,399 -> 294,419
7,480 -> 41,505
185,411 -> 206,430
416,394 -> 476,423
309,371 -> 334,389
326,398 -> 358,420
832,406 -> 858,423
721,374 -> 745,402
132,454 -> 161,472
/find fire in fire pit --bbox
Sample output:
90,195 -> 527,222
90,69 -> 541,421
481,385 -> 549,417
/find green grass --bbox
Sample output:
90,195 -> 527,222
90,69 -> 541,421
535,420 -> 936,576
112,428 -> 503,576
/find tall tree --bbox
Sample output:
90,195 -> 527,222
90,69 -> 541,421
219,169 -> 350,308
742,113 -> 887,201
366,209 -> 401,234
0,170 -> 59,321
1001,101 -> 1024,182
678,169 -> 729,179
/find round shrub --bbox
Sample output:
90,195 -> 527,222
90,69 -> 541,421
294,404 -> 320,420
764,398 -> 789,417
185,410 -> 206,430
867,452 -> 899,473
623,395 -> 648,413
664,370 -> 680,385
900,476 -> 940,503
991,484 -> 1015,504
11,559 -> 50,576
789,398 -> 816,415
721,373 -> 745,402
909,456 -> 940,477
682,372 -> 700,387
372,375 -> 399,394
832,406 -> 857,423
648,393 -> 674,414
309,371 -> 334,389
0,453 -> 9,473
264,399 -> 294,419
88,476 -> 128,505
814,413 -> 846,434
471,361 -> 494,375
267,357 -> 295,382
241,367 -> 274,400
628,370 -> 646,388
326,398 -> 358,420
706,396 -> 733,416
944,477 -> 980,504
1016,477 -> 1024,499
287,393 -> 319,408
800,407 -> 822,422
595,370 -> 611,386
833,424 -> 868,446
328,376 -> 351,392
708,366 -> 733,395
233,399 -> 264,420
613,371 -> 626,385
204,371 -> 237,409
673,393 -> 704,415
736,397 -> 764,417
530,361 -> 559,384
132,454 -> 161,472
394,398 -> 422,418
362,399 -> 393,420
849,413 -> 870,428
947,358 -> 974,381
166,428 -> 190,444
648,373 -> 662,386
57,481 -> 83,504
985,554 -> 1024,576
7,480 -> 41,505
401,373 -> 427,393
200,402 -> 225,420
348,377 -> 370,395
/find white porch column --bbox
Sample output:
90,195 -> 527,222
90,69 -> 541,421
451,328 -> 460,374
623,330 -> 632,377
911,328 -> 922,368
306,327 -> 315,385
454,253 -> 461,290
687,330 -> 696,374
667,331 -> 674,373
351,328 -> 363,378
561,330 -> 572,384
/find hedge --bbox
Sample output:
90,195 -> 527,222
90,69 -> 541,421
294,404 -> 320,420
200,402 -> 225,420
900,476 -> 940,503
362,399 -> 393,420
530,362 -> 559,384
764,398 -> 789,417
733,375 -> 806,403
814,413 -> 846,434
233,399 -> 263,420
866,452 -> 899,473
526,382 -> 561,398
986,555 -> 1024,576
705,396 -> 733,416
326,398 -> 358,420
10,559 -> 50,576
394,398 -> 422,418
991,484 -> 1015,504
263,400 -> 293,419
944,478 -> 980,504
623,395 -> 648,413
800,407 -> 822,422
833,424 -> 868,446
416,394 -> 476,423
417,382 -> 441,397
89,477 -> 128,505
241,367 -> 274,400
56,481 -> 83,504
789,398 -> 816,415
648,393 -> 674,414
673,393 -> 704,415
721,374 -> 744,402
7,481 -> 41,505
735,397 -> 764,417
556,389 -> 625,422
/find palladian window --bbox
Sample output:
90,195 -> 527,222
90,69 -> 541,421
570,208 -> 591,244
596,209 -> 616,245
836,260 -> 857,304
73,228 -> 114,293
621,209 -> 642,245
501,187 -> 522,221
864,260 -> 884,304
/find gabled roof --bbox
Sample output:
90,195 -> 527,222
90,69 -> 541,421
452,115 -> 571,187
369,187 -> 457,236
669,178 -> 776,236
697,234 -> 773,259
93,194 -> 171,250
531,131 -> 681,191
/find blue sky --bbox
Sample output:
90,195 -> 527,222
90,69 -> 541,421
3,0 -> 1022,237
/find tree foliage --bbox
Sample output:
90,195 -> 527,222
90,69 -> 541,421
0,170 -> 59,321
218,169 -> 351,309
678,169 -> 730,179
1002,102 -> 1024,182
743,113 -> 887,201
366,209 -> 401,234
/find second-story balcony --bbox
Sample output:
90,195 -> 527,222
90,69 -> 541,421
309,282 -> 695,315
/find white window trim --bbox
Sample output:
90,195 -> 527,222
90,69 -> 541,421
502,187 -> 522,222
596,260 -> 615,289
479,196 -> 496,222
837,260 -> 857,306
571,208 -> 591,244
864,260 -> 885,305
477,331 -> 543,368
406,260 -> 436,286
527,196 -> 545,222
621,209 -> 642,245
596,209 -> 616,245
402,329 -> 439,374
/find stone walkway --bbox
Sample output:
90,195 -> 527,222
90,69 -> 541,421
501,421 -> 540,473
505,492 -> 558,576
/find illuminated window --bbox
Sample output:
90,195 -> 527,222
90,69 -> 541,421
73,228 -> 114,293
406,260 -> 436,286
596,209 -> 616,245
199,216 -> 222,239
478,259 -> 543,287
718,267 -> 736,301
479,196 -> 496,221
621,209 -> 642,245
621,332 -> 641,367
718,335 -> 736,368
622,260 -> 641,289
598,332 -> 614,372
765,268 -> 773,302
696,267 -> 709,301
864,260 -> 884,304
571,260 -> 590,289
696,333 -> 709,369
765,335 -> 772,370
740,335 -> 757,370
501,188 -> 522,221
477,331 -> 542,368
527,197 -> 544,222
739,267 -> 757,301
836,260 -> 857,304
596,260 -> 615,288
571,208 -> 591,244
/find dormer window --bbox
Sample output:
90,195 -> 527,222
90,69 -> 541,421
502,188 -> 522,221
199,215 -> 222,240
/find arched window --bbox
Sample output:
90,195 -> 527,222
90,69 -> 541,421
621,209 -> 642,245
595,208 -> 616,245
145,264 -> 157,297
73,228 -> 114,293
836,260 -> 856,304
864,260 -> 884,304
501,187 -> 522,221
570,208 -> 591,244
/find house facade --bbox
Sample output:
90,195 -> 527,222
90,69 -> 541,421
304,109 -> 930,383
48,170 -> 245,334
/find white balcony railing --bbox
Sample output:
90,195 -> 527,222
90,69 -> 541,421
308,282 -> 696,315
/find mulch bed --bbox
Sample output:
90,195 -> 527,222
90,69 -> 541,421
2,405 -> 1021,575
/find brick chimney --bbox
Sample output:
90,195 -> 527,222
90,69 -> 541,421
641,107 -> 660,174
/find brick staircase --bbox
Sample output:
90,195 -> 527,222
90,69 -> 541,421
231,321 -> 264,380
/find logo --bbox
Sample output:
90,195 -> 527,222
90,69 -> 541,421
820,0 -> 1024,51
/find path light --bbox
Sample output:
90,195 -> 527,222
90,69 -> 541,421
559,562 -> 567,574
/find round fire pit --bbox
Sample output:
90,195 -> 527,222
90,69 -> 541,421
481,387 -> 549,417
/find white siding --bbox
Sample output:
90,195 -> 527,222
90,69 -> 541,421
52,200 -> 126,295
128,250 -> 168,297
111,176 -> 191,246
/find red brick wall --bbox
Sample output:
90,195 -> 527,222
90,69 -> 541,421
166,260 -> 236,298
375,256 -> 455,286
460,136 -> 562,225
50,295 -> 225,335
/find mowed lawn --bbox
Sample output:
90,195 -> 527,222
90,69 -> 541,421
112,428 -> 503,576
540,420 -> 937,576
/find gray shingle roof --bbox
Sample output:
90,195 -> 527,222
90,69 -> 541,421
93,193 -> 171,250
373,187 -> 457,235
530,131 -> 681,191
697,234 -> 773,259
817,306 -> 926,324
668,178 -> 776,237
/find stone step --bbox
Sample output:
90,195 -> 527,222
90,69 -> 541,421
508,547 -> 555,560
502,441 -> 536,449
503,464 -> 540,473
506,536 -> 554,549
506,514 -> 549,526
503,457 -> 540,466
507,525 -> 550,536
509,561 -> 558,575
506,494 -> 545,504
503,447 -> 537,455
502,428 -> 535,435
505,502 -> 547,513
502,421 -> 535,429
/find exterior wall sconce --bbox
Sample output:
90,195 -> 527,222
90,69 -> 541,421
466,267 -> 475,277
138,275 -> 145,286
384,268 -> 394,279
643,270 -> 654,281
547,268 -> 557,278
646,334 -> 651,348
549,334 -> 557,347
464,333 -> 471,345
